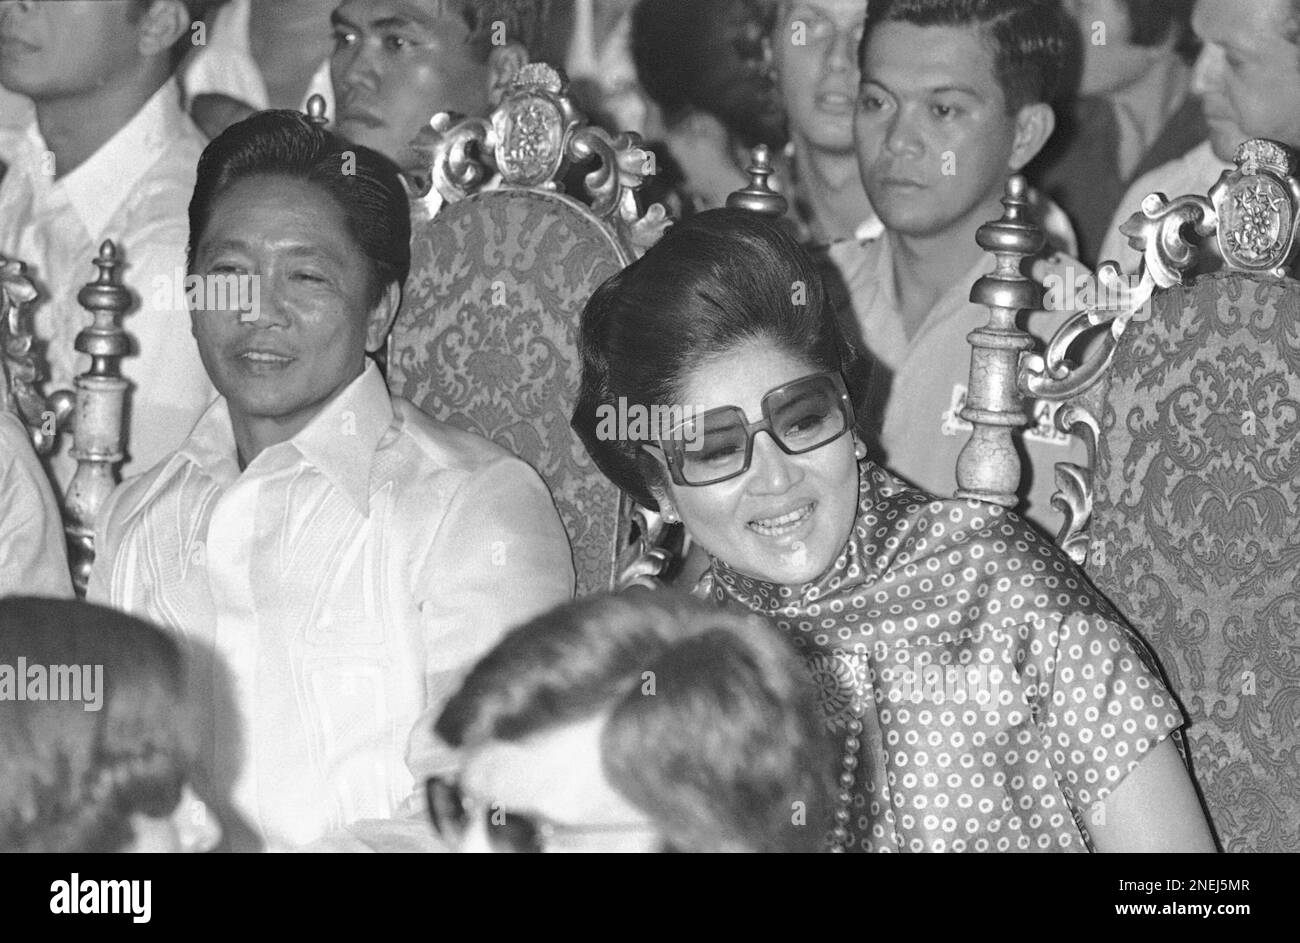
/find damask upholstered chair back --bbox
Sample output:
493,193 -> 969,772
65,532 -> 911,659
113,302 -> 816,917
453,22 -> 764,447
1,242 -> 134,595
386,64 -> 671,595
1086,270 -> 1300,852
956,140 -> 1300,851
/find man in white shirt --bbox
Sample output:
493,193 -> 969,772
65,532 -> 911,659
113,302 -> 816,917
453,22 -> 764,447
328,0 -> 542,221
827,0 -> 1089,534
0,0 -> 220,490
1097,0 -> 1300,273
89,111 -> 575,850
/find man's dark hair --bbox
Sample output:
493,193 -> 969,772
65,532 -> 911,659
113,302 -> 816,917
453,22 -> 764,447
187,110 -> 411,309
1122,0 -> 1192,49
858,0 -> 1077,112
631,0 -> 786,147
436,590 -> 839,853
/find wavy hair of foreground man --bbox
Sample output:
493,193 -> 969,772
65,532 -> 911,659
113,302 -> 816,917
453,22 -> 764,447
0,598 -> 219,853
435,591 -> 839,853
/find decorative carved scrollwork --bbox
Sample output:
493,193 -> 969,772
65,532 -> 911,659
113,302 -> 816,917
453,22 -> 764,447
1210,139 -> 1300,275
1,244 -> 131,595
1014,138 -> 1300,563
1,254 -> 51,444
1048,404 -> 1101,565
613,502 -> 673,591
406,62 -> 670,259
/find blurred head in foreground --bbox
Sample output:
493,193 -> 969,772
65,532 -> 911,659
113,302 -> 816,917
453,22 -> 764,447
0,596 -> 220,853
432,590 -> 837,852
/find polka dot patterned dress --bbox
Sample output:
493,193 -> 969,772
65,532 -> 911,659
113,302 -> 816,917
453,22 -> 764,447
702,462 -> 1185,853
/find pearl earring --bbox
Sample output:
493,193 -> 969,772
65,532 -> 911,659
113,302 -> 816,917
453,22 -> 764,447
853,438 -> 867,460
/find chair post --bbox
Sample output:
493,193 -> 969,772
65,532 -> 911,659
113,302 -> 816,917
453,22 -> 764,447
61,240 -> 132,595
726,145 -> 789,218
955,175 -> 1043,508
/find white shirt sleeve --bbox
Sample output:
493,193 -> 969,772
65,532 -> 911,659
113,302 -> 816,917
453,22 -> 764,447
404,454 -> 575,783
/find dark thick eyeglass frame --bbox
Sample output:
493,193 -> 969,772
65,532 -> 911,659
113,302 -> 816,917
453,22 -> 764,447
650,371 -> 856,487
425,775 -> 658,853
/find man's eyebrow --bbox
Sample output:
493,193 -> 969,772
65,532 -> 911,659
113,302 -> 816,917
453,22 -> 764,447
282,244 -> 346,263
929,83 -> 983,98
197,241 -> 345,261
196,238 -> 251,256
330,10 -> 434,32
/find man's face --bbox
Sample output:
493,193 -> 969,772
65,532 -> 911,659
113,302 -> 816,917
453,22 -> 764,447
451,716 -> 662,853
189,174 -> 388,453
330,0 -> 492,171
0,0 -> 141,100
1192,0 -> 1300,160
774,0 -> 867,155
854,22 -> 1022,239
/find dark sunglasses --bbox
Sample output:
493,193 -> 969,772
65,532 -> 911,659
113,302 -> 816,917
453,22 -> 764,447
425,776 -> 658,853
652,372 -> 855,487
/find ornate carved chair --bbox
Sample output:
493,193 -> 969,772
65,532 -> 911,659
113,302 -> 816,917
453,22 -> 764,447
1,242 -> 133,595
958,140 -> 1300,852
382,63 -> 679,596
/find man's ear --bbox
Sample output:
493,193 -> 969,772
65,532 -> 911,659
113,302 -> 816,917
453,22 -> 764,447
135,0 -> 191,59
365,281 -> 402,353
1008,101 -> 1055,171
486,43 -> 529,107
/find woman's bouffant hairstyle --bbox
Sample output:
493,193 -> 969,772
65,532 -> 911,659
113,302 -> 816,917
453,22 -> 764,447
572,208 -> 864,509
436,590 -> 839,853
187,109 -> 411,309
0,598 -> 199,853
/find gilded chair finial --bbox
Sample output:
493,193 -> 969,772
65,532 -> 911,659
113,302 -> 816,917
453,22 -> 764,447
726,144 -> 788,218
956,174 -> 1042,509
305,93 -> 329,128
63,239 -> 133,595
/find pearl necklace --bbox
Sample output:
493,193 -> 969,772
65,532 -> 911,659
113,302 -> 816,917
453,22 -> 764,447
830,713 -> 864,852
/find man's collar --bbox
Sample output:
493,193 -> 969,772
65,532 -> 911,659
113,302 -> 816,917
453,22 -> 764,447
165,361 -> 397,516
289,361 -> 396,515
42,78 -> 193,237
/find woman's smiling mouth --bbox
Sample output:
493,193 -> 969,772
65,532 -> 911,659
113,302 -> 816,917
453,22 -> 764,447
749,501 -> 817,537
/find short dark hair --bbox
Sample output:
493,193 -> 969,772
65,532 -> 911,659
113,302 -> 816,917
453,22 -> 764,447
0,597 -> 197,853
1122,0 -> 1192,48
631,0 -> 786,147
436,590 -> 838,853
858,0 -> 1077,112
572,208 -> 863,509
187,110 -> 411,309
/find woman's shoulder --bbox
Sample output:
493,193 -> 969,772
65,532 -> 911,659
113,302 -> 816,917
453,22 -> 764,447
858,463 -> 1116,618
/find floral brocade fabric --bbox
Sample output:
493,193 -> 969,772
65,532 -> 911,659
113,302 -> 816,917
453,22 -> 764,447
389,191 -> 629,595
1086,273 -> 1300,852
704,462 -> 1184,852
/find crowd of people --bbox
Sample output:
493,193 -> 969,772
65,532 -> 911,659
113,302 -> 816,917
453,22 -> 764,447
2,0 -> 1298,853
